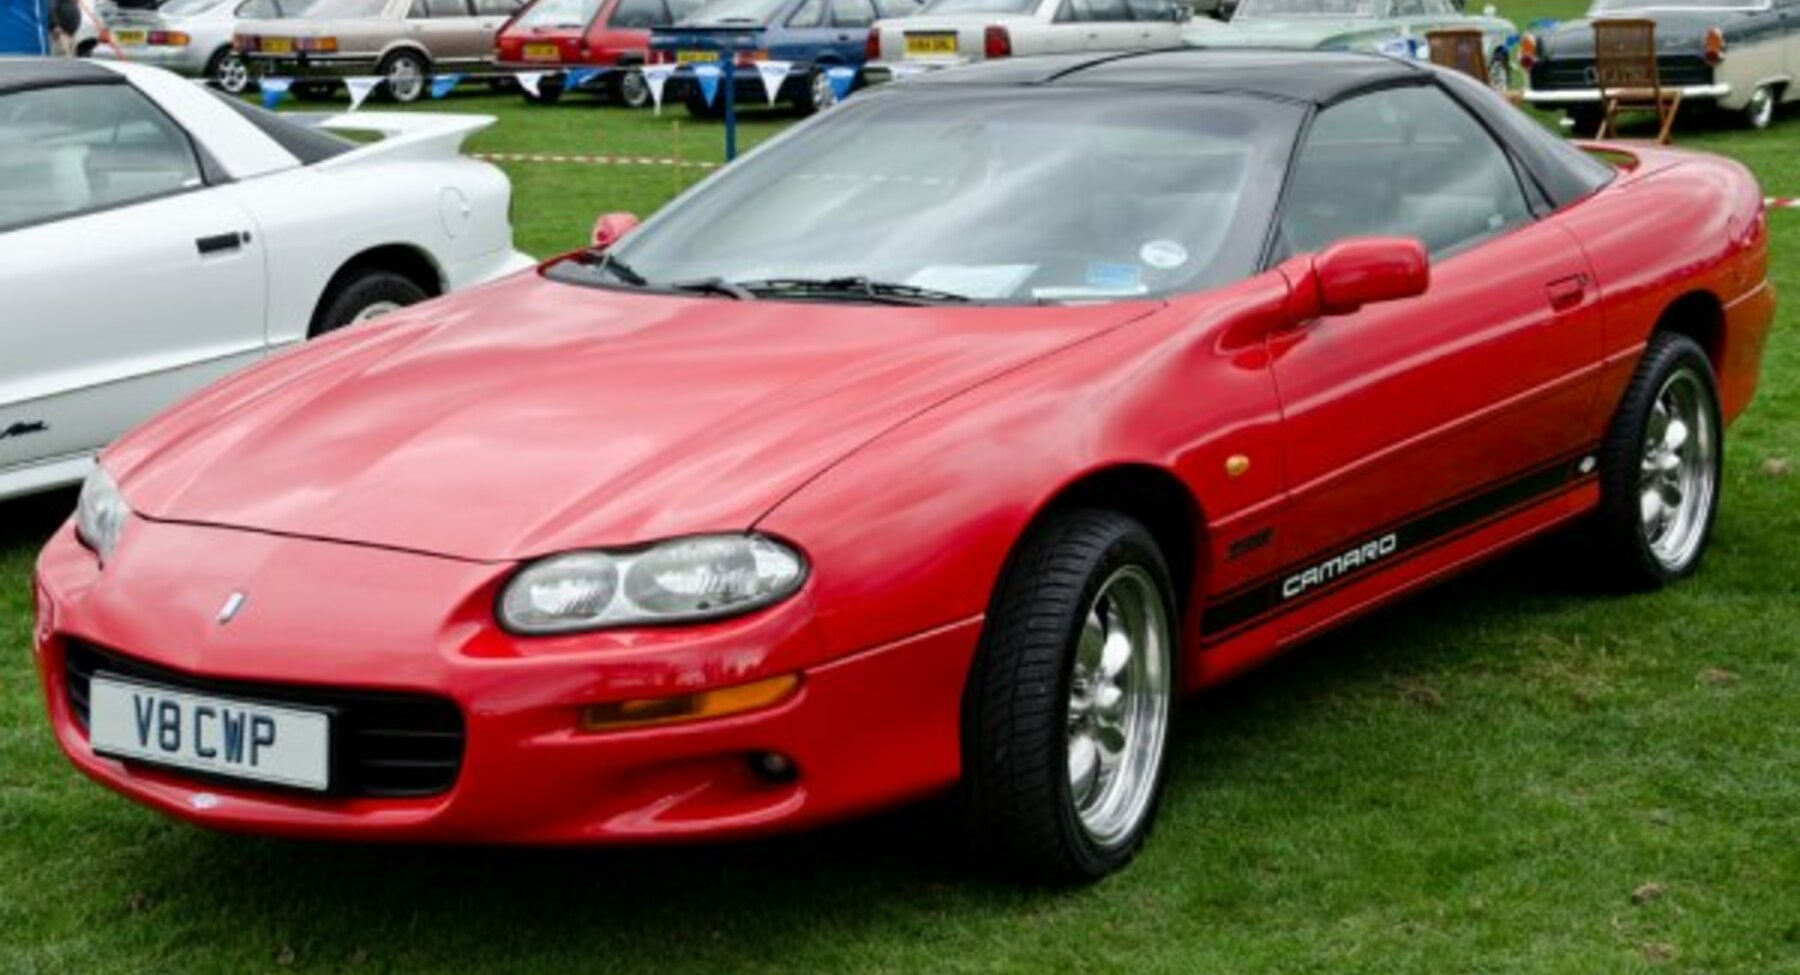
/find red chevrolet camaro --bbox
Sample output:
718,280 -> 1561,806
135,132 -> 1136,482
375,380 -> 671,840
33,50 -> 1773,881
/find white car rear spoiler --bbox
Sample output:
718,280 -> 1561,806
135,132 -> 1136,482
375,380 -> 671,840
304,113 -> 497,168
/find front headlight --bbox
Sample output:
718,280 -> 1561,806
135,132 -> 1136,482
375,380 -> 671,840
76,466 -> 131,565
499,534 -> 807,634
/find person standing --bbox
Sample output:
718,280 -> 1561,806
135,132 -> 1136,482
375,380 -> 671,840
47,0 -> 81,55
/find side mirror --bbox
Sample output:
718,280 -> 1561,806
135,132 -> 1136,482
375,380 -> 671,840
591,211 -> 641,250
1288,237 -> 1429,318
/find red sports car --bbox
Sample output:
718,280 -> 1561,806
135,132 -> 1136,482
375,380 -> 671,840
494,0 -> 702,107
33,51 -> 1773,881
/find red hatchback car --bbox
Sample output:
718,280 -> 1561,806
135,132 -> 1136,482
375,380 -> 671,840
34,51 -> 1773,881
495,0 -> 702,106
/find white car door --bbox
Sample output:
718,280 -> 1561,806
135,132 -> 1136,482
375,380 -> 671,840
1048,0 -> 1142,51
0,80 -> 264,479
1124,0 -> 1184,45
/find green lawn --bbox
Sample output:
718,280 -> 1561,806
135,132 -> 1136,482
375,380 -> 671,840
4,9 -> 1799,970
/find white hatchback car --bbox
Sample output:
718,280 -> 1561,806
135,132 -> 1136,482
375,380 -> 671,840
0,58 -> 533,501
865,0 -> 1213,79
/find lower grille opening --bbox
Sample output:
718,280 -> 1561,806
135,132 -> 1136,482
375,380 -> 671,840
64,641 -> 464,799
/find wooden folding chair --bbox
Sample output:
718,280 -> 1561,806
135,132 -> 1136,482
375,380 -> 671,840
1426,28 -> 1491,86
1593,18 -> 1680,144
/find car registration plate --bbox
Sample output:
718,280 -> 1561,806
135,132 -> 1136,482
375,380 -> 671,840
904,32 -> 957,56
88,675 -> 332,792
112,28 -> 147,45
522,41 -> 560,60
676,49 -> 718,63
260,36 -> 294,53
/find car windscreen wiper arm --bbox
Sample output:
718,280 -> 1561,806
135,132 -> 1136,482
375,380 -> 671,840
668,277 -> 756,300
734,276 -> 971,306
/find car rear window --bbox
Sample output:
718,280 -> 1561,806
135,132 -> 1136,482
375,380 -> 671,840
208,91 -> 355,165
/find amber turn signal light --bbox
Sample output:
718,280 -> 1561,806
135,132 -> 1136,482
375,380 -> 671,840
578,673 -> 800,732
1704,27 -> 1725,65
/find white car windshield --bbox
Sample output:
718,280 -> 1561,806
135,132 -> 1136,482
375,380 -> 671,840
551,90 -> 1300,304
918,0 -> 1040,15
516,0 -> 601,26
1235,0 -> 1378,17
1590,0 -> 1766,9
302,0 -> 391,17
161,0 -> 233,14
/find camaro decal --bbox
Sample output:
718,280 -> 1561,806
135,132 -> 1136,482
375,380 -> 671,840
1201,451 -> 1598,641
0,421 -> 48,441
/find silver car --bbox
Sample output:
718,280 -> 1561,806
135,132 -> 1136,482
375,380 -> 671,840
236,0 -> 527,102
91,0 -> 312,93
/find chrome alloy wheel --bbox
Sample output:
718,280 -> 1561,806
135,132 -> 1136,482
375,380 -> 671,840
1066,565 -> 1172,849
1639,367 -> 1717,571
1746,85 -> 1776,130
811,69 -> 837,110
351,300 -> 403,323
386,58 -> 425,102
215,53 -> 250,94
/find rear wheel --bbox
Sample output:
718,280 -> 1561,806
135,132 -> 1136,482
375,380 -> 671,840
1589,332 -> 1722,589
379,49 -> 430,103
208,48 -> 251,94
1487,50 -> 1510,90
311,269 -> 429,337
795,66 -> 839,115
615,68 -> 651,109
963,509 -> 1177,883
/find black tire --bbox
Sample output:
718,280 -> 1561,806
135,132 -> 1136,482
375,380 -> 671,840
311,269 -> 429,337
522,76 -> 565,105
1589,332 -> 1723,590
962,508 -> 1178,883
683,84 -> 724,119
793,65 -> 840,116
207,48 -> 251,94
291,81 -> 337,101
378,49 -> 430,104
614,67 -> 651,109
1567,106 -> 1603,136
1742,84 -> 1777,130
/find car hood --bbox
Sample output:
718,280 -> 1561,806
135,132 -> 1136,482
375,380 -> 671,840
108,271 -> 1158,562
1538,9 -> 1749,57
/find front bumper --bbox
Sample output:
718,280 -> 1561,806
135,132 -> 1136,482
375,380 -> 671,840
1523,82 -> 1731,105
33,517 -> 976,843
862,59 -> 959,84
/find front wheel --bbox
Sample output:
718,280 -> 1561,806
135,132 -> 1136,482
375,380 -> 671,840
379,49 -> 430,103
962,509 -> 1177,882
794,66 -> 839,115
311,269 -> 429,337
1589,332 -> 1723,589
1742,84 -> 1777,130
1487,51 -> 1510,91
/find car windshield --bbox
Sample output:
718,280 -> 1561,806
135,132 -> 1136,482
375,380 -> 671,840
236,0 -> 321,17
1590,0 -> 1765,9
301,0 -> 390,17
515,0 -> 600,26
679,0 -> 786,23
554,90 -> 1299,304
1235,0 -> 1377,17
918,0 -> 1038,14
161,0 -> 232,14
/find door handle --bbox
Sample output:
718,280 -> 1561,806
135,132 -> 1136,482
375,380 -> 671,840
1545,273 -> 1588,312
196,231 -> 248,255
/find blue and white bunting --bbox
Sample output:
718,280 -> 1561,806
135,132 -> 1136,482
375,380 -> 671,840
516,70 -> 548,99
754,60 -> 792,106
430,73 -> 464,98
825,65 -> 856,102
343,75 -> 382,111
692,63 -> 722,107
259,76 -> 292,110
642,63 -> 676,114
563,67 -> 600,91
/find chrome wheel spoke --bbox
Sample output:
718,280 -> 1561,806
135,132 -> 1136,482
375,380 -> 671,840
1068,733 -> 1100,804
1635,367 -> 1716,571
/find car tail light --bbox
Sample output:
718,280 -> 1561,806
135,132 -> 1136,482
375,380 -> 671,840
733,48 -> 768,65
983,24 -> 1010,59
865,28 -> 880,60
235,33 -> 258,51
147,30 -> 190,46
1518,33 -> 1536,69
297,35 -> 338,52
648,48 -> 671,64
1704,26 -> 1725,64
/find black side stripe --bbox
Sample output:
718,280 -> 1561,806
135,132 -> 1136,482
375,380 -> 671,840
1200,449 -> 1598,642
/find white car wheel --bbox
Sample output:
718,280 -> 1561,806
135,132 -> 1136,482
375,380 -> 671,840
381,51 -> 429,104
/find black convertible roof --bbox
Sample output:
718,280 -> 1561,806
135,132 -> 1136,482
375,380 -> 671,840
903,48 -> 1428,104
0,57 -> 121,95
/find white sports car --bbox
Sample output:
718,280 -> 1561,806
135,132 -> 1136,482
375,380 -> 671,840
0,58 -> 533,502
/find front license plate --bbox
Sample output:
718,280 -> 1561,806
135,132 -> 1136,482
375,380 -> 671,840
522,41 -> 560,60
676,49 -> 718,63
112,28 -> 147,45
904,32 -> 957,56
88,675 -> 331,792
260,36 -> 293,53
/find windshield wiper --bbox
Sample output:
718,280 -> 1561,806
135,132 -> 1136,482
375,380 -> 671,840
734,276 -> 971,306
668,277 -> 756,300
594,252 -> 648,287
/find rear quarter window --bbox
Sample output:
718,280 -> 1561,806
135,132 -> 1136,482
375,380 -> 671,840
209,91 -> 355,165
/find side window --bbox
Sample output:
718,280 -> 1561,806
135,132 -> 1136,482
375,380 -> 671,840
787,0 -> 824,25
1280,85 -> 1531,259
666,0 -> 705,18
1124,0 -> 1173,19
0,84 -> 204,232
610,0 -> 663,26
472,0 -> 522,13
1058,0 -> 1130,20
872,0 -> 918,15
421,0 -> 470,16
830,0 -> 875,26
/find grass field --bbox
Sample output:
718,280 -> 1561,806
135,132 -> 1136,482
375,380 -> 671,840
3,3 -> 1798,970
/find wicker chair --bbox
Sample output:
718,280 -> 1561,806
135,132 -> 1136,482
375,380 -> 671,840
1593,18 -> 1680,144
1426,28 -> 1490,86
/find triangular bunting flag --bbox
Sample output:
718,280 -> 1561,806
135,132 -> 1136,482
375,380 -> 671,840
754,60 -> 792,106
429,72 -> 464,99
692,63 -> 722,108
259,77 -> 292,110
563,67 -> 600,91
344,75 -> 382,112
516,71 -> 547,99
642,63 -> 675,114
825,65 -> 855,102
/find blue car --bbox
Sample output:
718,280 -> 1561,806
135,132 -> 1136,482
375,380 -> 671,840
650,0 -> 920,116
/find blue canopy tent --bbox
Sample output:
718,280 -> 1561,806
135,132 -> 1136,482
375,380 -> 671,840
0,0 -> 53,55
